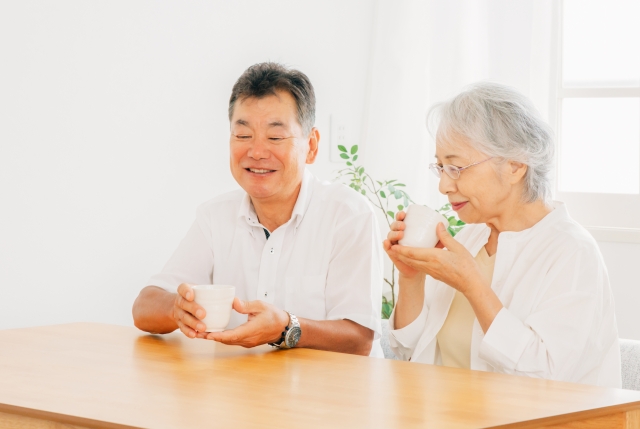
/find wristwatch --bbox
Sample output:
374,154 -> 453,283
269,312 -> 301,349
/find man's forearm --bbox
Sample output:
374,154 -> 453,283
132,286 -> 178,334
295,318 -> 373,356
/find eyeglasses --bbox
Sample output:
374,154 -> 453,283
429,157 -> 494,180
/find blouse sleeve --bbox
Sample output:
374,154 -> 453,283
388,278 -> 430,361
478,245 -> 618,382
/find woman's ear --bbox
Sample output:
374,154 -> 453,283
509,161 -> 528,184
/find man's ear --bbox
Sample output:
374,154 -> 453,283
305,128 -> 320,164
508,161 -> 528,185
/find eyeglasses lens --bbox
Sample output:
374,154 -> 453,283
443,165 -> 460,180
429,164 -> 441,178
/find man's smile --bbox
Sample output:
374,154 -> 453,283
246,168 -> 277,174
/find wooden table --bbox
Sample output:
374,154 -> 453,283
1,323 -> 639,429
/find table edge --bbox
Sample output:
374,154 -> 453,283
489,401 -> 640,428
0,403 -> 142,429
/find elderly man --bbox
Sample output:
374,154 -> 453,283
132,62 -> 383,356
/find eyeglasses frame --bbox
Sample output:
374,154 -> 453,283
429,157 -> 494,180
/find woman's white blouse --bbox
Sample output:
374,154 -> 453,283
389,202 -> 621,387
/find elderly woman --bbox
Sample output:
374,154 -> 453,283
384,83 -> 620,387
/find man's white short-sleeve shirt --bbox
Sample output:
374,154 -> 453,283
148,169 -> 384,355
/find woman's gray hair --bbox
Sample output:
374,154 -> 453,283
428,82 -> 555,204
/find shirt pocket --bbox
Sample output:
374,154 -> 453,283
285,275 -> 326,321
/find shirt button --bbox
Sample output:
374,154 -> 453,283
264,292 -> 268,297
270,248 -> 274,254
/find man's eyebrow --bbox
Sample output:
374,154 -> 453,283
235,119 -> 249,127
267,121 -> 285,128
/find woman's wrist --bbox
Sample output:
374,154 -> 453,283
398,272 -> 426,288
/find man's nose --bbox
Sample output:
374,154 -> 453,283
247,136 -> 270,160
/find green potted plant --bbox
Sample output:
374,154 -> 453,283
335,145 -> 465,318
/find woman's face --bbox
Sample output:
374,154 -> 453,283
435,133 -> 524,225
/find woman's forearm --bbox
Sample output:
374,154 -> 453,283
393,274 -> 427,330
464,281 -> 503,333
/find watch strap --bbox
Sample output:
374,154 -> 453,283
268,312 -> 291,348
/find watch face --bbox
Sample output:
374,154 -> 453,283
286,326 -> 302,348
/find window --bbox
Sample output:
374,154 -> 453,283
555,0 -> 640,236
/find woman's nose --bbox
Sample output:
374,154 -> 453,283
438,172 -> 457,195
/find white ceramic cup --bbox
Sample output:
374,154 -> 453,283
398,204 -> 449,248
192,285 -> 236,332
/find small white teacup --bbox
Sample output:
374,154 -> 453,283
192,285 -> 235,332
398,204 -> 449,248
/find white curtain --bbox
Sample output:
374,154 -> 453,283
362,0 -> 556,210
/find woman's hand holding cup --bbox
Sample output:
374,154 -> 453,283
383,211 -> 422,279
384,205 -> 448,278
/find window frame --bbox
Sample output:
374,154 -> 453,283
551,0 -> 640,242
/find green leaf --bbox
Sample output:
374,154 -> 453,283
388,179 -> 397,183
376,181 -> 383,186
350,145 -> 358,154
346,161 -> 352,166
358,166 -> 365,175
394,183 -> 406,187
338,145 -> 347,153
403,196 -> 409,207
349,183 -> 356,189
340,153 -> 350,159
394,190 -> 402,199
380,190 -> 386,198
456,220 -> 465,226
361,189 -> 366,195
397,205 -> 403,211
353,155 -> 358,162
386,211 -> 395,218
388,184 -> 396,193
381,302 -> 392,319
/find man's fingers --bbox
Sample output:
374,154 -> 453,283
177,283 -> 194,301
176,319 -> 196,339
206,323 -> 252,345
175,294 -> 206,320
232,297 -> 264,315
395,211 -> 406,221
180,309 -> 207,333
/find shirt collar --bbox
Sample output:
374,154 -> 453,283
492,201 -> 568,242
237,168 -> 315,233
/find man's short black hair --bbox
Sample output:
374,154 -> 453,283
229,62 -> 316,134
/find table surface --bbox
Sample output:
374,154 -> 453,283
1,323 -> 639,429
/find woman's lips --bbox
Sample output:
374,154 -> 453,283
451,201 -> 468,211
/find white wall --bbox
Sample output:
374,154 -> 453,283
0,0 -> 375,330
597,242 -> 640,340
2,0 -> 637,341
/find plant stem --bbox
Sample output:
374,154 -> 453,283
363,173 -> 391,228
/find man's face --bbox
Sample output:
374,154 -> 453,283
229,90 -> 318,202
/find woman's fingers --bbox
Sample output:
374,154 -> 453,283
387,230 -> 404,242
389,220 -> 406,232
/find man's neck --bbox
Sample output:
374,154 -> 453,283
251,182 -> 302,233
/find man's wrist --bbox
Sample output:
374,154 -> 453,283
269,310 -> 291,345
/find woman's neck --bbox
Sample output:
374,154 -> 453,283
484,199 -> 553,256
